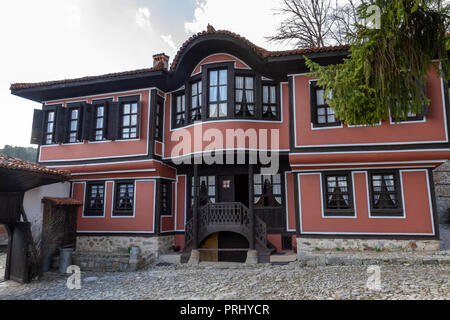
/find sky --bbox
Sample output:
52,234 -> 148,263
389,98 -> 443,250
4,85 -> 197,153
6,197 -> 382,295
0,0 -> 288,148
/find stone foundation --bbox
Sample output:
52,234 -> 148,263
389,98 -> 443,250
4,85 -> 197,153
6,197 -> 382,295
297,237 -> 441,254
433,162 -> 450,223
76,235 -> 175,269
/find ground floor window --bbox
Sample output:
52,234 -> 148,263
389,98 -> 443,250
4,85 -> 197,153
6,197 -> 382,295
253,174 -> 282,207
113,182 -> 134,216
160,181 -> 172,216
191,176 -> 216,206
84,182 -> 105,217
322,173 -> 355,217
369,171 -> 403,216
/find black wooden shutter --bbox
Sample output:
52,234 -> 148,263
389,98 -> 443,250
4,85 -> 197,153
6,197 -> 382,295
310,82 -> 318,125
107,101 -> 120,140
77,105 -> 84,142
30,109 -> 44,145
82,103 -> 93,141
55,106 -> 67,143
136,100 -> 142,139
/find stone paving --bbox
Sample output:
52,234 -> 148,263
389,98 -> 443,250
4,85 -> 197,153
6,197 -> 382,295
0,261 -> 448,300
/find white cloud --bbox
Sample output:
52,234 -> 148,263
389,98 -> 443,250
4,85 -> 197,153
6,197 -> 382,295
66,5 -> 81,29
160,34 -> 178,54
135,7 -> 152,30
184,0 -> 286,51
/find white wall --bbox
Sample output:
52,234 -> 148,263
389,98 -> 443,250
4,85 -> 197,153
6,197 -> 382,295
23,182 -> 71,244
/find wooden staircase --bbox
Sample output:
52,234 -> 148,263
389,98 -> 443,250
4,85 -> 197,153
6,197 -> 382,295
181,202 -> 274,263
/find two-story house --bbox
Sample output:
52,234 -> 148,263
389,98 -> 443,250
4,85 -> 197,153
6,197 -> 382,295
10,26 -> 450,264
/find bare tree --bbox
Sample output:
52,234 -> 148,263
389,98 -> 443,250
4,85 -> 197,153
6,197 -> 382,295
268,0 -> 361,48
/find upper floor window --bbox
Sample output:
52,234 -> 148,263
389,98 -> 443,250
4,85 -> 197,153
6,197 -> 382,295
254,174 -> 282,207
310,82 -> 340,127
262,85 -> 278,119
369,171 -> 403,217
235,76 -> 255,117
114,181 -> 134,217
67,106 -> 81,143
190,81 -> 202,122
323,173 -> 354,217
44,110 -> 56,145
208,69 -> 227,118
160,181 -> 172,216
85,183 -> 105,217
94,104 -> 106,141
154,101 -> 164,141
174,94 -> 186,127
120,101 -> 138,140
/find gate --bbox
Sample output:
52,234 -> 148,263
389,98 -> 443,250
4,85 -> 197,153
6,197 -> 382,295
7,222 -> 31,283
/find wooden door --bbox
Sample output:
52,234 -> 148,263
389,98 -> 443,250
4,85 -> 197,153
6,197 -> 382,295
218,176 -> 235,203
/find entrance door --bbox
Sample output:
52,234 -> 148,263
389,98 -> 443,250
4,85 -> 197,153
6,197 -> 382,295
218,176 -> 235,203
8,222 -> 31,283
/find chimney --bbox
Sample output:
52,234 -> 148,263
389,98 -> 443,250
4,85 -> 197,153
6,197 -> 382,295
153,53 -> 169,70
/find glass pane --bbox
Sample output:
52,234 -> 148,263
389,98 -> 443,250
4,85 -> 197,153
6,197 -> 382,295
246,90 -> 254,103
210,71 -> 218,85
248,105 -> 254,115
198,81 -> 202,94
123,104 -> 130,114
245,77 -> 254,89
273,174 -> 281,183
48,112 -> 55,121
318,116 -> 326,124
328,114 -> 336,123
317,107 -> 326,116
192,96 -> 198,108
236,89 -> 243,102
255,185 -> 262,195
131,103 -> 138,114
270,86 -> 276,103
273,185 -> 281,195
209,86 -> 217,102
97,106 -> 104,117
123,115 -> 130,126
70,120 -> 77,131
263,86 -> 269,103
209,104 -> 217,117
236,76 -> 244,89
219,86 -> 227,101
219,103 -> 227,117
96,118 -> 103,129
47,123 -> 54,132
192,83 -> 197,95
316,89 -> 325,105
219,70 -> 227,85
208,176 -> 215,184
71,109 -> 78,119
131,115 -> 137,126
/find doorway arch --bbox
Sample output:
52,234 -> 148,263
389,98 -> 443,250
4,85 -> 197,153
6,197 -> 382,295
200,231 -> 249,263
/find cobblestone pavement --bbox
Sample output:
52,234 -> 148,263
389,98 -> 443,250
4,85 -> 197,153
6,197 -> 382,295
0,262 -> 448,300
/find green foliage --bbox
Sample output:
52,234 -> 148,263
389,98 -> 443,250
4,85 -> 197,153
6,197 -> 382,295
306,0 -> 449,125
0,145 -> 37,162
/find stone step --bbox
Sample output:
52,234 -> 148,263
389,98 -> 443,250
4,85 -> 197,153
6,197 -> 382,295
158,253 -> 182,264
270,254 -> 297,263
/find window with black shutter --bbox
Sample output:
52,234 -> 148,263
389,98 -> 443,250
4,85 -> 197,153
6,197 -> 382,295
160,181 -> 172,216
106,101 -> 120,141
43,109 -> 56,145
253,174 -> 282,207
30,109 -> 44,145
91,101 -> 109,141
113,181 -> 134,217
66,105 -> 82,143
369,171 -> 403,217
154,100 -> 164,141
119,100 -> 139,140
310,81 -> 340,127
84,182 -> 105,217
322,172 -> 355,217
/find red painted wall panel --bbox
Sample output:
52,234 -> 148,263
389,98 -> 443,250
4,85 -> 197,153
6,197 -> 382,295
298,170 -> 435,235
285,172 -> 296,231
175,175 -> 187,231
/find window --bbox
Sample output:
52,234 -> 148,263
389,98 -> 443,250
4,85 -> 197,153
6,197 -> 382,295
208,69 -> 227,118
190,81 -> 202,122
174,94 -> 186,127
323,173 -> 354,217
160,181 -> 172,216
311,82 -> 340,127
154,101 -> 163,141
44,110 -> 56,145
85,183 -> 105,217
67,107 -> 81,143
120,101 -> 138,139
94,104 -> 106,141
369,171 -> 403,216
114,182 -> 134,217
192,176 -> 215,206
254,174 -> 282,207
235,76 -> 255,117
262,85 -> 278,119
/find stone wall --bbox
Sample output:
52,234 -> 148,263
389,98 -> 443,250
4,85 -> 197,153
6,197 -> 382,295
434,162 -> 450,224
297,237 -> 440,253
76,235 -> 175,268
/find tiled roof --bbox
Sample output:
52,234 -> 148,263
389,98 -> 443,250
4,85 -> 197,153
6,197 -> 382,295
10,61 -> 167,91
10,26 -> 349,91
42,197 -> 82,206
0,154 -> 70,179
